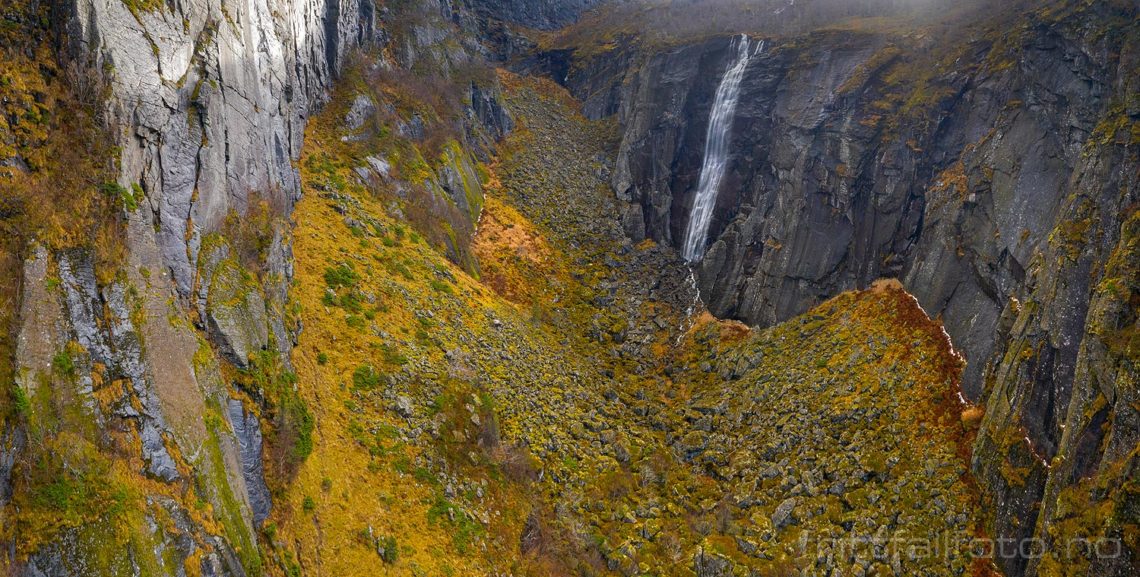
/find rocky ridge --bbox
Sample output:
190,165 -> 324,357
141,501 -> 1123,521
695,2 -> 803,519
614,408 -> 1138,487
465,0 -> 607,31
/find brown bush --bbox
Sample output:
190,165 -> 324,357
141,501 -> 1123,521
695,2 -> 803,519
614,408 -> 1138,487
494,442 -> 541,484
220,195 -> 282,275
516,504 -> 607,577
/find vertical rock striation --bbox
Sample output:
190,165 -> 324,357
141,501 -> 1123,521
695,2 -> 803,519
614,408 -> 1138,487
681,35 -> 760,262
59,0 -> 377,296
3,1 -> 379,575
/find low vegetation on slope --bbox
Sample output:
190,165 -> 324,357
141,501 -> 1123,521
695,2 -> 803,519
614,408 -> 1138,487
268,59 -> 988,576
0,1 -> 127,410
0,1 -> 1130,575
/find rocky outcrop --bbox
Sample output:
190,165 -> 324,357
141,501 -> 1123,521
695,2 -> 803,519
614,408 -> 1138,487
20,497 -> 249,577
0,1 -> 1129,575
199,239 -> 269,368
227,399 -> 271,526
2,240 -> 261,574
553,1 -> 1138,575
693,548 -> 733,577
469,82 -> 515,150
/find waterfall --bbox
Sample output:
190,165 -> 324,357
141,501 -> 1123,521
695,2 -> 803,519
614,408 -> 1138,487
676,267 -> 704,345
680,35 -> 761,262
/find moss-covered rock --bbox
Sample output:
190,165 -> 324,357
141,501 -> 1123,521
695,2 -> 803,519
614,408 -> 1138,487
199,238 -> 269,369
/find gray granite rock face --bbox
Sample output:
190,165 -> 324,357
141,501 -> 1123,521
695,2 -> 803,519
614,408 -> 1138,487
199,242 -> 269,368
53,252 -> 104,419
227,399 -> 272,526
57,251 -> 111,365
103,279 -> 181,482
0,425 -> 21,509
2,3 -> 380,573
59,0 -> 377,296
344,93 -> 377,132
470,81 -> 514,139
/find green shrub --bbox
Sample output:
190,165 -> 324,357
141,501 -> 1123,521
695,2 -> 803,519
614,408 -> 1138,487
285,395 -> 314,462
51,349 -> 74,377
429,279 -> 453,294
241,350 -> 314,468
352,365 -> 382,391
324,264 -> 360,289
10,384 -> 29,417
99,182 -> 138,212
427,495 -> 484,554
27,453 -> 128,522
379,344 -> 407,366
33,477 -> 87,511
339,291 -> 363,313
378,534 -> 398,564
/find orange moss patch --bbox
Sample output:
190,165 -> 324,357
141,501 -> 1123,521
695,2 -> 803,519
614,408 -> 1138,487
472,195 -> 559,306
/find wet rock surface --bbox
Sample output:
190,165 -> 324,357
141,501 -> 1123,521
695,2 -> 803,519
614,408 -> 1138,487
2,2 -> 1134,577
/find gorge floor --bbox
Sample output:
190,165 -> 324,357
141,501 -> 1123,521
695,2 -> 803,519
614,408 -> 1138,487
273,70 -> 987,577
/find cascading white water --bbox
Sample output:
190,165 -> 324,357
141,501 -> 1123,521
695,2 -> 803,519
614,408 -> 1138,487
680,35 -> 761,262
676,267 -> 703,345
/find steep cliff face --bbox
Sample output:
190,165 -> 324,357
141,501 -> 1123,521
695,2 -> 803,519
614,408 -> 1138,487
1,0 -> 379,575
60,0 -> 376,297
1,1 -> 1135,575
546,1 -> 1138,575
593,11 -> 1133,382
